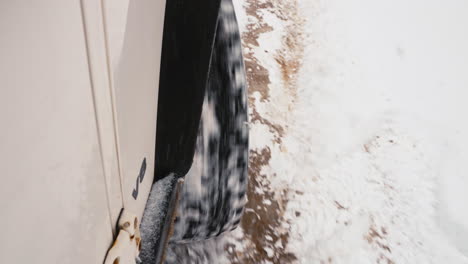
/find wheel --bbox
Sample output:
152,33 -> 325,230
169,0 -> 248,244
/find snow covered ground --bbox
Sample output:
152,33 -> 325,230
222,0 -> 468,263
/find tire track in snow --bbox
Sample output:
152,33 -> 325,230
225,0 -> 305,263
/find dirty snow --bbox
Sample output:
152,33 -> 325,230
222,0 -> 468,263
140,174 -> 176,263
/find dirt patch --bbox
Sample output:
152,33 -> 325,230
225,0 -> 305,263
243,1 -> 274,47
272,0 -> 305,102
364,222 -> 394,264
250,107 -> 284,144
226,148 -> 296,263
243,1 -> 274,103
245,59 -> 272,103
243,0 -> 305,105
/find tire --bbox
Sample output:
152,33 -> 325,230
169,0 -> 248,244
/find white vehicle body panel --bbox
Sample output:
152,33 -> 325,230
104,0 -> 166,221
0,0 -> 166,263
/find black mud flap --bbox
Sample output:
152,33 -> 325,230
154,0 -> 222,181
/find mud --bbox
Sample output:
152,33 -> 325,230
365,222 -> 395,264
272,0 -> 305,102
243,1 -> 274,103
226,147 -> 296,263
225,0 -> 305,263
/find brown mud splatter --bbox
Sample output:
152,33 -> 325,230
364,220 -> 394,264
226,0 -> 305,263
334,201 -> 349,211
